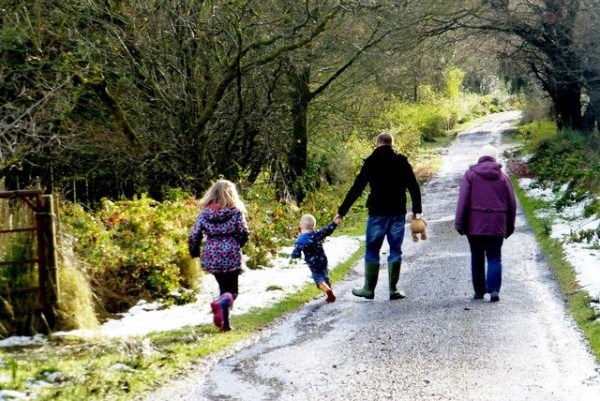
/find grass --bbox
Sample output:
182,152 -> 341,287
514,179 -> 600,362
0,238 -> 365,401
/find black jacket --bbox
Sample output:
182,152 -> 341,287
337,145 -> 422,217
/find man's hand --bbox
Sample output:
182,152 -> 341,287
334,214 -> 343,225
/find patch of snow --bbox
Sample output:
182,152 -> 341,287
51,235 -> 361,339
110,363 -> 136,372
0,389 -> 29,400
518,178 -> 600,303
430,214 -> 455,223
0,334 -> 47,348
518,178 -> 555,201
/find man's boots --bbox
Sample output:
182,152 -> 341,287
352,262 -> 380,299
388,262 -> 405,300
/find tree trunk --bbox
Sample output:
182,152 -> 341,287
287,63 -> 311,203
583,70 -> 600,132
554,80 -> 584,130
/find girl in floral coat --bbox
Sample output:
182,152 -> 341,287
189,180 -> 249,331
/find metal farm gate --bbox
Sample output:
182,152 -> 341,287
0,189 -> 59,334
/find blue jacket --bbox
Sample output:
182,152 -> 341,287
291,222 -> 337,272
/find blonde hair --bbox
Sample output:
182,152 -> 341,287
199,179 -> 246,214
300,214 -> 316,231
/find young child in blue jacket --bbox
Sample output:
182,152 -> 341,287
291,214 -> 341,303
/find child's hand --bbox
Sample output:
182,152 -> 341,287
333,214 -> 342,225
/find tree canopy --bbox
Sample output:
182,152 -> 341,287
1,0 -> 597,203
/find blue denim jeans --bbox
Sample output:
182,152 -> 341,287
310,267 -> 331,287
467,235 -> 504,294
365,215 -> 406,264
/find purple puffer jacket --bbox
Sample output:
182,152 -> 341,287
188,205 -> 249,274
455,156 -> 517,238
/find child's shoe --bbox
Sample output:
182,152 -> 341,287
219,292 -> 235,332
325,288 -> 336,303
318,282 -> 336,303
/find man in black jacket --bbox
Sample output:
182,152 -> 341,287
336,132 -> 422,300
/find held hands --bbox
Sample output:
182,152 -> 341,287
333,214 -> 343,225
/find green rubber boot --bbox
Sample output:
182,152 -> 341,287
388,262 -> 405,300
352,262 -> 380,299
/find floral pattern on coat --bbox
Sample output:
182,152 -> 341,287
188,205 -> 249,274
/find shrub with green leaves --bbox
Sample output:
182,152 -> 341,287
522,125 -> 600,214
519,119 -> 558,152
60,195 -> 199,313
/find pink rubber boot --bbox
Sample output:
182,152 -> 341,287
218,292 -> 234,332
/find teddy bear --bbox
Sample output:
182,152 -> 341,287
410,214 -> 428,242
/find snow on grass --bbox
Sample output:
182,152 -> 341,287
519,178 -> 600,301
0,389 -> 30,400
0,334 -> 48,348
48,235 -> 360,339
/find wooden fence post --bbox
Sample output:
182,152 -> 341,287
36,194 -> 59,329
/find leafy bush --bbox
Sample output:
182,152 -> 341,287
524,126 -> 600,212
380,100 -> 448,148
519,119 -> 558,151
60,195 -> 199,313
444,67 -> 465,100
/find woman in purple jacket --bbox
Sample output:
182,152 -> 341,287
455,145 -> 516,302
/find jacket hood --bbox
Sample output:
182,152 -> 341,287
470,157 -> 502,180
295,232 -> 312,246
201,205 -> 238,223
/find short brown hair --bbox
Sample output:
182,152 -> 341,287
376,132 -> 394,146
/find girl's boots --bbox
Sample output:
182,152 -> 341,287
210,292 -> 234,332
317,282 -> 336,303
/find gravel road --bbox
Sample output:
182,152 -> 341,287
144,111 -> 600,401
